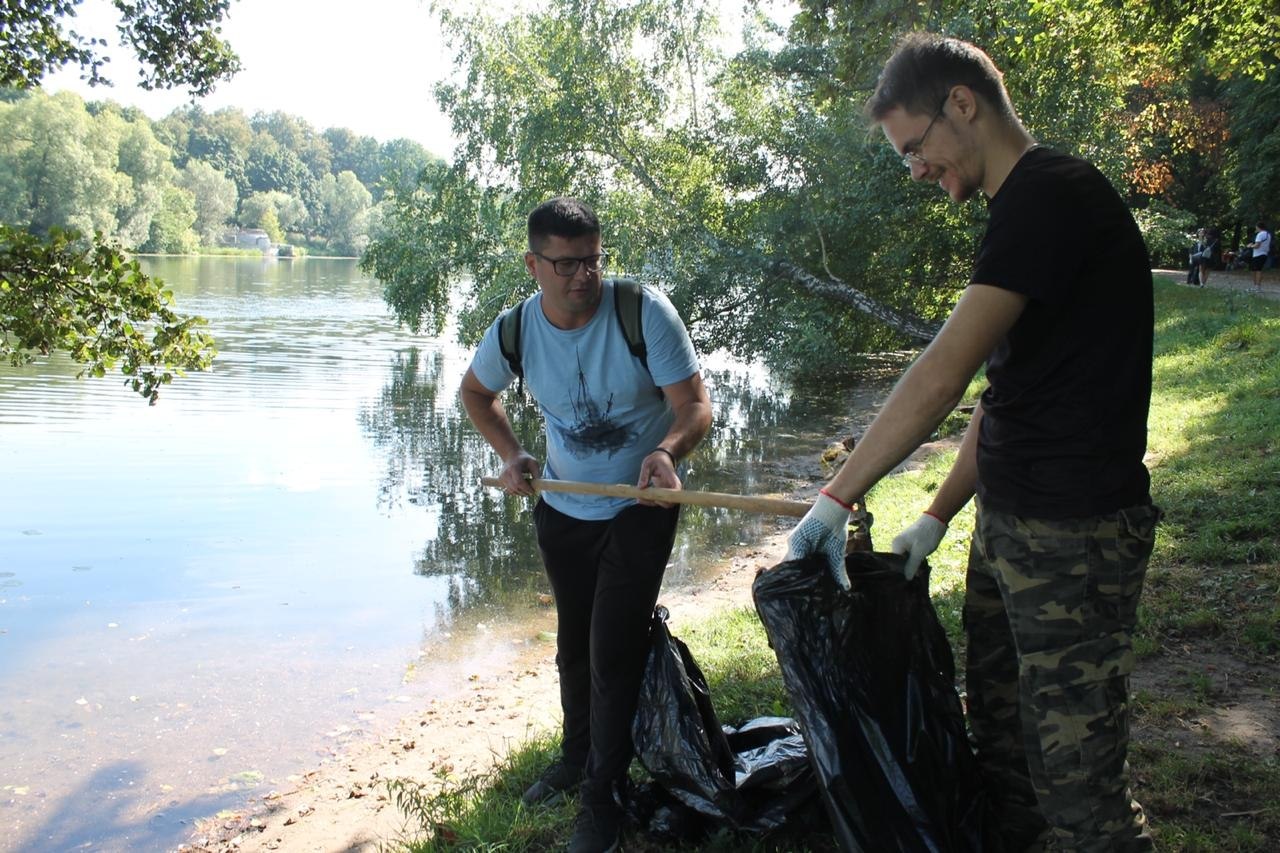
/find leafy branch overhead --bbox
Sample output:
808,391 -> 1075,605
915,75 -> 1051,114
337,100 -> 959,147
1,225 -> 217,403
1,0 -> 238,402
369,0 -> 1279,375
0,0 -> 241,96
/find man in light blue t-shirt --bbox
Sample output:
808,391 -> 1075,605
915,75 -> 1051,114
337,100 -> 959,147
459,197 -> 711,853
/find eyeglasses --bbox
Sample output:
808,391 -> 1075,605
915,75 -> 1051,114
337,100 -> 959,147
901,95 -> 950,170
531,251 -> 610,277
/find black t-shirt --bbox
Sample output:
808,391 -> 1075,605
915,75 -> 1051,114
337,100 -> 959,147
971,146 -> 1152,518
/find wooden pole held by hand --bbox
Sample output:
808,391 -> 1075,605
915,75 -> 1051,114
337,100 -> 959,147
478,476 -> 811,517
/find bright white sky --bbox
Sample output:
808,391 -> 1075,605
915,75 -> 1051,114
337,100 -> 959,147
45,0 -> 460,157
43,0 -> 778,160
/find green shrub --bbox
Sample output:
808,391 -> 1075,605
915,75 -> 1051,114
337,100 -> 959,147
1133,200 -> 1197,268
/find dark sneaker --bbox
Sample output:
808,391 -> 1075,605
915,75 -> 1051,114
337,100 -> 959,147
521,759 -> 585,806
567,802 -> 621,853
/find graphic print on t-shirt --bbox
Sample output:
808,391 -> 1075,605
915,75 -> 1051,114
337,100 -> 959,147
560,350 -> 638,458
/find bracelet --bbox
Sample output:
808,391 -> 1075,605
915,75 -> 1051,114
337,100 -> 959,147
653,447 -> 679,466
922,510 -> 947,524
818,487 -> 854,511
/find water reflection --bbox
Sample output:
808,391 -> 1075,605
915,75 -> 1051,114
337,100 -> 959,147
356,349 -> 856,636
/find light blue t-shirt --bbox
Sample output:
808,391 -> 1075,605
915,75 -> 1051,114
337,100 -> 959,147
470,280 -> 700,520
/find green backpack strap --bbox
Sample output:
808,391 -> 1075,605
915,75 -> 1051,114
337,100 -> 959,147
497,296 -> 531,395
610,277 -> 648,372
497,279 -> 653,397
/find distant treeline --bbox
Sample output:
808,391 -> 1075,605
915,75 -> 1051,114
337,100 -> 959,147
0,88 -> 442,256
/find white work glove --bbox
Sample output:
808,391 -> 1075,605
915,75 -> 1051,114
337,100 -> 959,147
785,490 -> 852,589
890,512 -> 948,580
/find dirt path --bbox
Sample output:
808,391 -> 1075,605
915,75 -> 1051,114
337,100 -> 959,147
1155,266 -> 1280,299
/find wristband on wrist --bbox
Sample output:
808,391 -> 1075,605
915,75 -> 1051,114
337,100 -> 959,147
922,510 -> 947,524
819,488 -> 854,511
653,447 -> 678,466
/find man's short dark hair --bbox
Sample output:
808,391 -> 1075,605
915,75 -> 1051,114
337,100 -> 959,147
865,33 -> 1014,121
527,197 -> 600,251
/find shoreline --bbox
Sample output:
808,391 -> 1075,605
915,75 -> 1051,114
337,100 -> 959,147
183,520 -> 802,852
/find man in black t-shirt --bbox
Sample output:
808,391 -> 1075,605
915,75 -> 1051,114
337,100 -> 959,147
784,33 -> 1158,852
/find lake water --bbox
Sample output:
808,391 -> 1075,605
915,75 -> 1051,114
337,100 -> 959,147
0,256 -> 858,851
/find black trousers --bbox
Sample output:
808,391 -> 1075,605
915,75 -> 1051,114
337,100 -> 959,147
533,498 -> 679,802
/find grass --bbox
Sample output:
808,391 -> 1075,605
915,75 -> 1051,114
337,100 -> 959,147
390,278 -> 1280,851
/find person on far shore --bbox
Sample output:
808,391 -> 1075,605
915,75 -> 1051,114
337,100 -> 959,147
784,33 -> 1159,852
1247,222 -> 1272,291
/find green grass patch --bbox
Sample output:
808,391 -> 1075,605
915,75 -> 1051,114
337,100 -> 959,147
674,606 -> 791,722
1130,739 -> 1280,850
1146,278 -> 1280,568
195,246 -> 271,257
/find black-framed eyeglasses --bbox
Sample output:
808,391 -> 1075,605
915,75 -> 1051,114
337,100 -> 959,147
531,251 -> 610,277
901,95 -> 950,170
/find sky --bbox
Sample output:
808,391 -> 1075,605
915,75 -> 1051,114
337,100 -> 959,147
43,0 -> 772,161
44,0 -> 460,158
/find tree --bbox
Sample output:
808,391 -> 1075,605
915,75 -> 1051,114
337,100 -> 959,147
141,185 -> 198,253
370,0 -> 1279,374
185,106 -> 252,196
1226,69 -> 1280,227
2,225 -> 216,403
99,104 -> 176,249
240,190 -> 306,234
177,159 -> 237,245
1,0 -> 235,401
317,171 -> 372,256
368,0 -> 939,372
378,138 -> 437,200
257,205 -> 282,244
324,127 -> 384,195
0,1 -> 240,96
0,90 -> 119,238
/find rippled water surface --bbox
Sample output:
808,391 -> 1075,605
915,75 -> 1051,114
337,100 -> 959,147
0,257 -> 857,851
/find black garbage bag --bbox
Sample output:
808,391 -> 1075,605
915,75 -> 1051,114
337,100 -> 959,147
632,604 -> 737,819
723,716 -> 815,831
752,552 -> 989,853
630,606 -> 819,839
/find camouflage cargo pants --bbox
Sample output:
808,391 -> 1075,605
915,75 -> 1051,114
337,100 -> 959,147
964,502 -> 1161,852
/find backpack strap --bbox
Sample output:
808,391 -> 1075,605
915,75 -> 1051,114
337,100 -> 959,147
610,277 -> 648,371
498,280 -> 656,398
497,296 -> 531,395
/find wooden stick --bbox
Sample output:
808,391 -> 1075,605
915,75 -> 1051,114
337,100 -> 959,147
479,476 -> 811,517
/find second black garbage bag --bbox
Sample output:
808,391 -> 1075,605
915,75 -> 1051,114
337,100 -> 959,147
752,552 -> 990,853
630,605 -> 817,840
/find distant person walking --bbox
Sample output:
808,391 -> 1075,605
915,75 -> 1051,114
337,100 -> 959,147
1247,222 -> 1272,291
1187,229 -> 1207,286
1195,228 -> 1218,288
